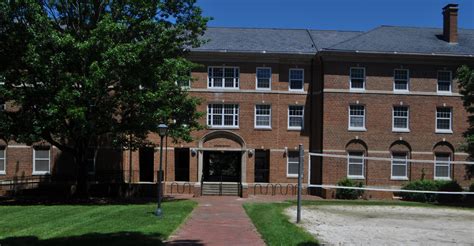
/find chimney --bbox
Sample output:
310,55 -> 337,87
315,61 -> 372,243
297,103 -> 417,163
442,4 -> 459,43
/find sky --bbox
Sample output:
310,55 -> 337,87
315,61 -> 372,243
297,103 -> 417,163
198,0 -> 474,31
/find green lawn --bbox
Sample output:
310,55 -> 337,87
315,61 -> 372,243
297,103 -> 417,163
0,200 -> 197,246
243,199 -> 472,246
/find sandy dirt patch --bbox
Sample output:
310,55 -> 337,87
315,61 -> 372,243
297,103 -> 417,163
286,205 -> 474,245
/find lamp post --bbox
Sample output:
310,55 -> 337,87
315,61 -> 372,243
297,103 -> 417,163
155,123 -> 168,217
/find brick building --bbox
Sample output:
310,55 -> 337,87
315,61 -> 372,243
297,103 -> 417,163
1,4 -> 473,198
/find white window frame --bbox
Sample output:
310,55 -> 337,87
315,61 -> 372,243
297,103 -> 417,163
436,107 -> 453,133
207,66 -> 240,89
254,104 -> 272,129
393,69 -> 409,92
349,67 -> 366,91
288,69 -> 304,92
347,152 -> 365,179
392,106 -> 410,132
256,67 -> 272,90
391,152 -> 408,180
434,153 -> 451,180
207,104 -> 239,129
0,148 -> 5,175
348,105 -> 366,131
286,151 -> 299,178
437,70 -> 452,94
288,105 -> 304,130
33,148 -> 51,175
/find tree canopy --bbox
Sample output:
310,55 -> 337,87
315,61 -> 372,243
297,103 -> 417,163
0,0 -> 209,195
457,65 -> 474,177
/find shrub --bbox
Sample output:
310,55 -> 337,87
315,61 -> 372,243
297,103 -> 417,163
335,178 -> 364,200
437,180 -> 463,204
399,180 -> 441,202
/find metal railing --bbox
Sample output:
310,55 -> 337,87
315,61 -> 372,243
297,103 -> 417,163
252,183 -> 307,196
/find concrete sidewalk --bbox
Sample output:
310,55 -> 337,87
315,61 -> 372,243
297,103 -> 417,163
166,196 -> 266,246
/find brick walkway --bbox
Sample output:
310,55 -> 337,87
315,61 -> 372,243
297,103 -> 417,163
166,196 -> 266,246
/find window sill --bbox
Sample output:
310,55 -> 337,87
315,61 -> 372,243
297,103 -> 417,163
207,126 -> 239,130
256,87 -> 271,91
348,127 -> 366,132
207,87 -> 240,91
287,175 -> 298,178
436,91 -> 452,95
349,88 -> 365,92
32,172 -> 50,176
391,177 -> 409,181
434,177 -> 452,181
289,89 -> 305,92
393,90 -> 409,94
392,129 -> 410,133
288,127 -> 303,131
347,176 -> 365,180
435,130 -> 453,134
0,172 -> 6,175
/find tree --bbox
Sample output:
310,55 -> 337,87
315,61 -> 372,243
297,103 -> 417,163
0,0 -> 209,197
457,65 -> 474,177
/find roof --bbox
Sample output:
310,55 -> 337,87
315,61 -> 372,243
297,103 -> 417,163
192,27 -> 316,54
326,26 -> 474,56
191,26 -> 474,57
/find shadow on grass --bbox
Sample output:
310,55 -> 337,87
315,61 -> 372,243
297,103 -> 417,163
0,195 -> 189,206
0,231 -> 197,246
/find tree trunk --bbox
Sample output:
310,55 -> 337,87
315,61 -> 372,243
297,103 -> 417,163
74,150 -> 89,198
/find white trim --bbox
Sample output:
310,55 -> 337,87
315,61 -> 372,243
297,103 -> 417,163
308,184 -> 474,195
349,67 -> 366,91
288,68 -> 304,92
287,105 -> 304,130
437,70 -> 452,94
393,69 -> 410,92
189,88 -> 308,95
391,152 -> 408,180
347,152 -> 365,179
254,104 -> 272,129
348,105 -> 366,131
435,107 -> 452,133
434,153 -> 451,180
323,88 -> 462,97
392,106 -> 410,132
33,148 -> 51,175
0,148 -> 5,175
256,67 -> 272,91
207,66 -> 240,89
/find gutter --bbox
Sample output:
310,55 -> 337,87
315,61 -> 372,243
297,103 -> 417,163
189,49 -> 317,56
320,49 -> 474,58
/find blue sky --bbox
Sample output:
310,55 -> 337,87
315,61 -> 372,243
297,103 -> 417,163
198,0 -> 474,31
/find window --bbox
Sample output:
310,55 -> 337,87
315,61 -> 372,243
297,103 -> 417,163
256,67 -> 271,90
391,153 -> 408,179
436,107 -> 452,133
33,147 -> 50,175
86,148 -> 96,174
287,151 -> 299,177
393,106 -> 409,132
349,105 -> 365,130
394,69 -> 409,91
350,67 -> 365,90
347,152 -> 364,178
437,71 -> 452,93
255,105 -> 271,129
176,70 -> 191,89
289,69 -> 304,91
208,67 -> 239,89
0,147 -> 5,174
288,105 -> 304,130
207,104 -> 239,128
434,153 -> 451,180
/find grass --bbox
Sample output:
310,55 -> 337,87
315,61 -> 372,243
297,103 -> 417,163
0,200 -> 197,246
243,199 -> 472,246
243,202 -> 319,246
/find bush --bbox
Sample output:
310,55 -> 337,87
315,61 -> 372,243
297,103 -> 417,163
437,180 -> 463,204
399,180 -> 441,202
335,178 -> 364,200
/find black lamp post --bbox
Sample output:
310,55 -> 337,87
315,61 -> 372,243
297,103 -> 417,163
155,123 -> 168,217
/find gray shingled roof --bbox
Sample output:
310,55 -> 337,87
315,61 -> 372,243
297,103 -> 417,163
191,26 -> 474,56
191,27 -> 316,54
325,26 -> 474,56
